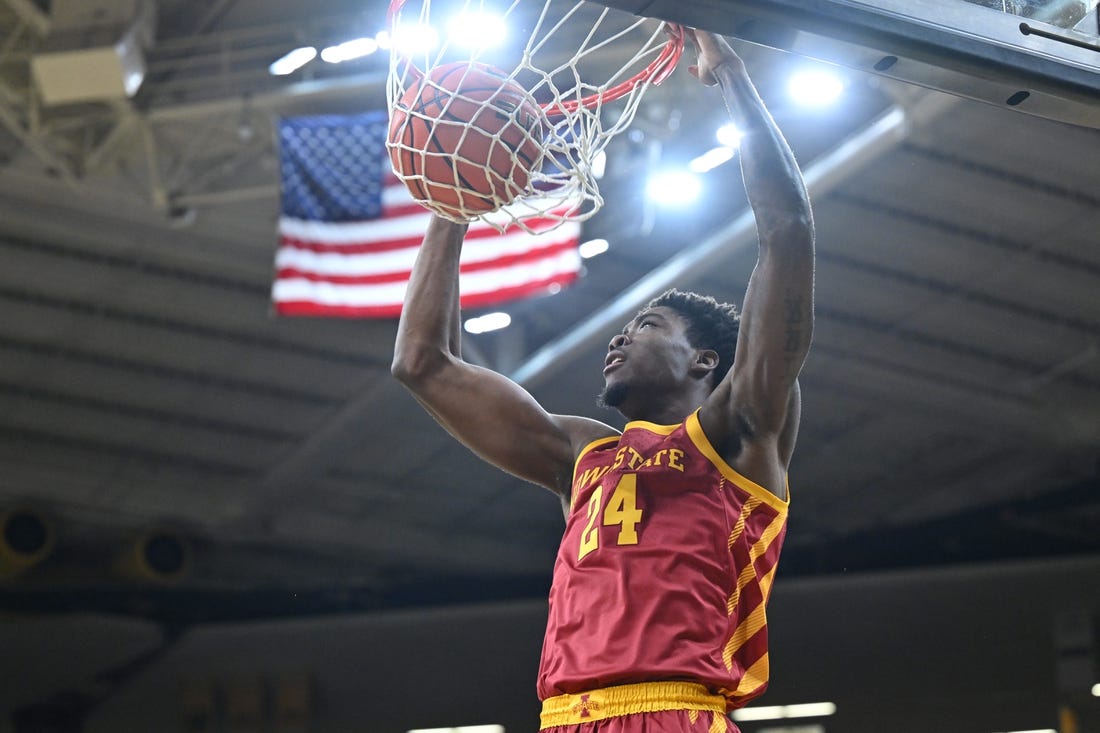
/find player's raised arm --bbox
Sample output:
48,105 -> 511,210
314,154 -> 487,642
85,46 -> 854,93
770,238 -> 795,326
691,31 -> 815,486
391,215 -> 613,497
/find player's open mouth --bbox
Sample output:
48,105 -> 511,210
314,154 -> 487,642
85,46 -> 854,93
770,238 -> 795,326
604,353 -> 625,374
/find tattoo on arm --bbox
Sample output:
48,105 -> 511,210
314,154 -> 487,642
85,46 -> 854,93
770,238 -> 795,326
782,290 -> 807,380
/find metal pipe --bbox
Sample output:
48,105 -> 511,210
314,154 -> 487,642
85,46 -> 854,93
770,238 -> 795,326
146,71 -> 390,123
1,0 -> 49,36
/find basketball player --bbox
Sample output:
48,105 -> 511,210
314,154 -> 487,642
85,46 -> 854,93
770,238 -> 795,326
392,28 -> 813,733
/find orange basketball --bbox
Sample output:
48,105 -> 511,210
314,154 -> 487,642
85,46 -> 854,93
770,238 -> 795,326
389,62 -> 546,219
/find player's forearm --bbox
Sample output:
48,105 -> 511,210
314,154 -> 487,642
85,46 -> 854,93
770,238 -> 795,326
714,61 -> 813,251
392,215 -> 469,382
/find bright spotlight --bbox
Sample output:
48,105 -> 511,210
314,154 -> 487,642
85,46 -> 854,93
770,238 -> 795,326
689,146 -> 735,173
320,37 -> 379,64
788,68 -> 845,106
464,312 -> 511,334
409,727 -> 505,733
732,702 -> 837,721
716,122 -> 742,148
123,70 -> 145,96
390,23 -> 440,55
646,170 -> 702,206
578,239 -> 609,259
591,150 -> 607,180
269,46 -> 317,76
447,11 -> 507,48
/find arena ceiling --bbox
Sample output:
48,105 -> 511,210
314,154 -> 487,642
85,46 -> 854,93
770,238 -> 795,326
0,0 -> 1097,629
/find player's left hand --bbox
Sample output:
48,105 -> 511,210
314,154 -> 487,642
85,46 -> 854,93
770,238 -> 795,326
685,28 -> 744,86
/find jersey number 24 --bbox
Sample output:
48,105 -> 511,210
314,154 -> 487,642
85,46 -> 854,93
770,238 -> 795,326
578,474 -> 643,561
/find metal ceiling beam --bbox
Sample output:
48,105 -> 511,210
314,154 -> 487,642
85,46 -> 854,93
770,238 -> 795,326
0,167 -> 271,279
83,108 -> 138,173
510,103 -> 912,388
248,374 -> 393,515
0,16 -> 28,59
145,71 -> 390,123
172,184 -> 277,208
805,346 -> 1093,447
138,117 -> 167,210
0,83 -> 76,185
2,0 -> 49,36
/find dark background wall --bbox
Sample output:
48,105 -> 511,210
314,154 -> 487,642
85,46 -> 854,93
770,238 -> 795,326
4,555 -> 1096,733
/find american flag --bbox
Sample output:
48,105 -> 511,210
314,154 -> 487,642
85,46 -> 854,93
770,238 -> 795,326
271,111 -> 583,318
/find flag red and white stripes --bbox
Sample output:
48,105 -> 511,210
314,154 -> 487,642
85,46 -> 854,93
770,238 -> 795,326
273,176 -> 582,318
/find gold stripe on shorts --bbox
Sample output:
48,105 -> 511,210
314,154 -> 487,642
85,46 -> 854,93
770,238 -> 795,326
540,681 -> 726,728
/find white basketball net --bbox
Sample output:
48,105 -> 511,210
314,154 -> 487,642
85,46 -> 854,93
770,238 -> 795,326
386,0 -> 684,233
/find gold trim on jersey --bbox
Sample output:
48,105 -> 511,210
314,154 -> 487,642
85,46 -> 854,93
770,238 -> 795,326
570,435 -> 620,510
572,435 -> 620,476
621,418 -> 681,435
539,681 -> 727,729
685,411 -> 790,513
571,418 -> 682,487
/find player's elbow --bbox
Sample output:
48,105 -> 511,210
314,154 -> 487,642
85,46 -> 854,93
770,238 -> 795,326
391,342 -> 447,388
767,210 -> 814,249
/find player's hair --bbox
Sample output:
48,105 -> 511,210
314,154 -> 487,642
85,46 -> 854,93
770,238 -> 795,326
645,289 -> 740,387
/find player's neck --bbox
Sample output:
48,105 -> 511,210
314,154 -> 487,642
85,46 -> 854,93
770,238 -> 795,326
621,394 -> 702,426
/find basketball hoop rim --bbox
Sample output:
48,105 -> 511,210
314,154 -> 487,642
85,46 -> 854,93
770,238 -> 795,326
386,0 -> 685,118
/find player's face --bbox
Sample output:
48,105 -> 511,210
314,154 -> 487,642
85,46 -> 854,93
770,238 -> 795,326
600,307 -> 698,411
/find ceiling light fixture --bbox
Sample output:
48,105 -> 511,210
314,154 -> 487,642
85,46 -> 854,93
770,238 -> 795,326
578,238 -> 609,259
591,150 -> 607,179
389,23 -> 440,55
732,702 -> 837,722
269,46 -> 317,76
645,170 -> 702,206
689,146 -> 735,173
320,37 -> 379,64
447,12 -> 507,48
407,721 -> 503,726
788,68 -> 845,106
464,312 -> 511,334
716,122 -> 742,148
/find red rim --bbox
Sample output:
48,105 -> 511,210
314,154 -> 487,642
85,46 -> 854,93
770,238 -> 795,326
540,23 -> 684,118
387,0 -> 685,117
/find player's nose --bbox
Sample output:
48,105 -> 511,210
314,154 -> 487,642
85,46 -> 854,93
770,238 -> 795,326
609,332 -> 629,350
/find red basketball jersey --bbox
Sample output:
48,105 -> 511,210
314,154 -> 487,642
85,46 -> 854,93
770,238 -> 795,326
536,410 -> 789,710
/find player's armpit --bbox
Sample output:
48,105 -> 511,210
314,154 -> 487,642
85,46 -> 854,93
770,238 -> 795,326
394,353 -> 614,496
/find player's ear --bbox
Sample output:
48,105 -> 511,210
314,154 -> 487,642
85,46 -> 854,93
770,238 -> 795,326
691,349 -> 719,377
